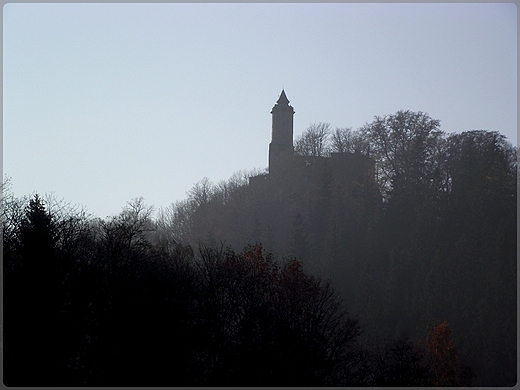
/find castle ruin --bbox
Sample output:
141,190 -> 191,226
250,90 -> 376,192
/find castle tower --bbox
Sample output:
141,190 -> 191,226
269,90 -> 295,175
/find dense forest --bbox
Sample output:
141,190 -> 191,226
3,110 -> 517,386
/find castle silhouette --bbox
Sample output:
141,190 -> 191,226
269,89 -> 295,176
191,90 -> 379,258
250,90 -> 376,192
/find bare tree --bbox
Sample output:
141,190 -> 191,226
361,110 -> 442,199
188,177 -> 215,208
330,127 -> 370,154
98,197 -> 155,279
295,122 -> 332,157
156,199 -> 195,247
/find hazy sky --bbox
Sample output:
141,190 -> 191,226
3,3 -> 517,218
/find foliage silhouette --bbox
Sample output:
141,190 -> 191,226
3,196 -> 367,385
3,111 -> 516,386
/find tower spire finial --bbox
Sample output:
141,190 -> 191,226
276,89 -> 289,105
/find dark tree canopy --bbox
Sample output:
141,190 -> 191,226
3,110 -> 516,386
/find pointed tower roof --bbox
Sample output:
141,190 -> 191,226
271,89 -> 294,114
277,89 -> 290,105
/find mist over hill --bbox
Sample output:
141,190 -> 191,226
155,109 -> 517,386
3,103 -> 517,386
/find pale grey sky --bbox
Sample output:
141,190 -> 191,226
3,3 -> 517,218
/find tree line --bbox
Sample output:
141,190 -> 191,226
3,193 -> 472,386
156,110 -> 517,385
3,109 -> 516,385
